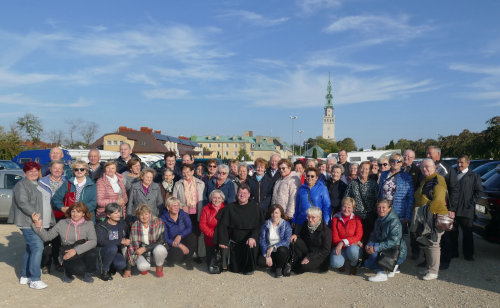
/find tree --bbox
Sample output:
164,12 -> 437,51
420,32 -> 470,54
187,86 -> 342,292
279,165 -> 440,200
81,121 -> 99,146
371,144 -> 376,150
337,137 -> 357,152
47,129 -> 65,146
0,125 -> 22,159
385,140 -> 395,150
312,147 -> 318,159
65,119 -> 80,147
16,113 -> 43,144
236,149 -> 251,161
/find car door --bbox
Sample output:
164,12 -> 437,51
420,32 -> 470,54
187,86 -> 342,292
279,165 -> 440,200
0,171 -> 24,218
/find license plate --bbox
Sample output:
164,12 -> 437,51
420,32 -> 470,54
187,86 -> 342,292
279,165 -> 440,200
476,204 -> 486,214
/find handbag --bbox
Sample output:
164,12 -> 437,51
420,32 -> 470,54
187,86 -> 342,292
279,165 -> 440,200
208,248 -> 223,274
376,238 -> 402,272
435,214 -> 454,232
54,181 -> 76,219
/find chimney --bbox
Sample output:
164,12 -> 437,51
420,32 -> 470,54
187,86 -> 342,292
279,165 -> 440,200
154,130 -> 161,134
215,134 -> 219,140
140,127 -> 153,133
249,130 -> 253,137
118,126 -> 128,132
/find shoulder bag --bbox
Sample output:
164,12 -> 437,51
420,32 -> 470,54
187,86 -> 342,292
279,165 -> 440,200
54,181 -> 76,219
376,238 -> 402,272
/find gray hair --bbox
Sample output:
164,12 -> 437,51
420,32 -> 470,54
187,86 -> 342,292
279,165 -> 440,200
349,163 -> 359,171
163,168 -> 174,175
306,158 -> 318,167
331,164 -> 344,174
49,159 -> 65,169
327,157 -> 338,164
403,149 -> 415,157
421,158 -> 435,166
140,167 -> 156,179
120,143 -> 131,150
209,189 -> 226,202
238,163 -> 249,172
217,164 -> 229,174
105,203 -> 122,215
306,206 -> 322,218
270,154 -> 281,161
427,145 -> 441,154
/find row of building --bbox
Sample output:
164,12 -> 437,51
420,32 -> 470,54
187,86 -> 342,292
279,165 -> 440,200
90,126 -> 292,161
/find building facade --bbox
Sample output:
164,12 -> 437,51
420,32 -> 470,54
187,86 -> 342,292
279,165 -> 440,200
322,75 -> 335,141
192,131 -> 292,161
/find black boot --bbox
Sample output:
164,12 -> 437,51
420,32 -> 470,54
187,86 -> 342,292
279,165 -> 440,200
99,271 -> 113,281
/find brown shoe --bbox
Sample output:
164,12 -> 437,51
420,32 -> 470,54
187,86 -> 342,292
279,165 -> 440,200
349,267 -> 357,275
338,266 -> 345,272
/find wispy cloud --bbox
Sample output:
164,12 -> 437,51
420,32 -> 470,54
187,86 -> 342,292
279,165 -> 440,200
87,25 -> 108,32
0,69 -> 58,87
218,10 -> 289,27
305,52 -> 382,72
449,63 -> 500,105
125,73 -> 159,86
143,88 -> 190,100
296,0 -> 342,15
243,70 -> 434,108
324,15 -> 434,46
0,93 -> 92,108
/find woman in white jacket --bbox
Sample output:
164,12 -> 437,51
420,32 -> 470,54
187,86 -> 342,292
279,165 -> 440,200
271,159 -> 301,220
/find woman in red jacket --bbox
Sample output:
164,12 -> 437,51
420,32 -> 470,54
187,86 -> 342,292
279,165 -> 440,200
199,189 -> 225,267
330,197 -> 363,275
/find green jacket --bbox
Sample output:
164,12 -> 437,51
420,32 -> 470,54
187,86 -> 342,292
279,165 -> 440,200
369,208 -> 407,261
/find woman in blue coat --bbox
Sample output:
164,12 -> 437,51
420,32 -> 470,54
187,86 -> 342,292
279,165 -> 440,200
52,160 -> 97,222
292,167 -> 331,233
365,199 -> 407,282
258,204 -> 292,278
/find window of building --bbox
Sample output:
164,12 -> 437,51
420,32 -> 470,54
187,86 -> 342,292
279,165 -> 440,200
234,144 -> 237,148
251,152 -> 254,156
208,144 -> 212,148
225,151 -> 228,156
226,144 -> 229,147
217,144 -> 220,148
233,151 -> 237,156
113,140 -> 117,145
119,141 -> 123,145
106,140 -> 111,145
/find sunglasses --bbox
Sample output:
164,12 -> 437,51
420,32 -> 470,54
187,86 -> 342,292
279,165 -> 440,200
208,165 -> 217,168
389,159 -> 402,164
74,168 -> 86,172
306,174 -> 316,178
378,163 -> 389,167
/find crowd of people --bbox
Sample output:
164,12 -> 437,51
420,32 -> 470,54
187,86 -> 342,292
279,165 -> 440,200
8,143 -> 483,290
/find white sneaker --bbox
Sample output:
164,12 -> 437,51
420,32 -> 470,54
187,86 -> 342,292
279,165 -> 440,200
388,265 -> 400,278
422,273 -> 438,281
29,280 -> 48,290
368,271 -> 388,282
19,277 -> 31,285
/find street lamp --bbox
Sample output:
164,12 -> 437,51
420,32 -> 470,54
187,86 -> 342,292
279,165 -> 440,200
289,115 -> 298,156
297,130 -> 303,156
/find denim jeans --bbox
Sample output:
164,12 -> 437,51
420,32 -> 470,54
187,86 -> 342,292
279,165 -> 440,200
21,228 -> 44,281
330,245 -> 361,268
364,251 -> 404,272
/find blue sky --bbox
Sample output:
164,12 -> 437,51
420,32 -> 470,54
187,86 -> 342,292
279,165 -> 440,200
0,0 -> 498,149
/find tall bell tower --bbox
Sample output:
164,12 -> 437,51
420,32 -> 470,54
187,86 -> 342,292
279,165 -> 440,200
322,74 -> 335,141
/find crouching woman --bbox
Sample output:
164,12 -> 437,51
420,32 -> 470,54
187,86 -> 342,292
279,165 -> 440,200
95,203 -> 130,281
124,204 -> 167,278
32,202 -> 97,283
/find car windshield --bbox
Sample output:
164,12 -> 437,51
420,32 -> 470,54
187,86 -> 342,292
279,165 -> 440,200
473,161 -> 500,176
0,161 -> 20,169
483,171 -> 500,192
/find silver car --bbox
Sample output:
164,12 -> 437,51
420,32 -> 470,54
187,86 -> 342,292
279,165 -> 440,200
0,169 -> 25,218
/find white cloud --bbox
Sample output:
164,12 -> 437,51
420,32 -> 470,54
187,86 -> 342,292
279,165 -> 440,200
324,15 -> 433,45
244,70 -> 434,108
305,53 -> 382,72
218,10 -> 289,27
0,93 -> 91,108
0,69 -> 58,87
449,63 -> 500,104
296,0 -> 342,15
125,73 -> 159,86
87,25 -> 108,32
143,88 -> 189,100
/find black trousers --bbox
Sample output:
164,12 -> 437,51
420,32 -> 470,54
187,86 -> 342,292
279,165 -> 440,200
63,248 -> 97,276
42,236 -> 61,268
257,246 -> 289,269
189,214 -> 200,254
292,238 -> 329,273
228,241 -> 259,273
440,229 -> 454,265
166,233 -> 197,264
361,213 -> 377,246
450,216 -> 474,259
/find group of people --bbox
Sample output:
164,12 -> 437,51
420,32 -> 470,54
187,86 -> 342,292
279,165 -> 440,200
9,143 -> 483,290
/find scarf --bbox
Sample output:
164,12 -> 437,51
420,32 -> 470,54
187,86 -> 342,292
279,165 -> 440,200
162,180 -> 174,192
183,179 -> 198,210
74,177 -> 86,201
106,174 -> 121,193
307,220 -> 321,233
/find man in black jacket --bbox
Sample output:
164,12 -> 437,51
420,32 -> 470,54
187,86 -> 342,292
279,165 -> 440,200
426,145 -> 458,269
266,154 -> 281,183
452,155 -> 483,261
338,150 -> 351,175
402,149 -> 423,190
116,143 -> 143,174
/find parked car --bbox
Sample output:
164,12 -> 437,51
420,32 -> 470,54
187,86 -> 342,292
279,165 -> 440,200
0,169 -> 25,218
451,159 -> 493,170
481,166 -> 499,182
472,161 -> 500,177
0,160 -> 21,169
474,165 -> 500,243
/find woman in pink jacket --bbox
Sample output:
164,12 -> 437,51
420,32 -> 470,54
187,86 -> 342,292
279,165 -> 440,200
96,161 -> 128,220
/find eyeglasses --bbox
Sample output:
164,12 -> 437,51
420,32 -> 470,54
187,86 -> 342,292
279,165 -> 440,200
218,172 -> 227,175
378,163 -> 388,167
389,159 -> 402,164
74,168 -> 86,172
306,174 -> 316,178
208,165 -> 217,168
279,167 -> 288,170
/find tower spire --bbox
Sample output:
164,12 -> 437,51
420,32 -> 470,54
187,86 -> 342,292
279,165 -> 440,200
325,72 -> 333,107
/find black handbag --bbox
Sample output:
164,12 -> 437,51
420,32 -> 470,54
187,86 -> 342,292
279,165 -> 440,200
376,238 -> 402,272
208,248 -> 223,274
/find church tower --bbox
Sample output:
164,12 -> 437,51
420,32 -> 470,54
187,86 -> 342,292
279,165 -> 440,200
322,74 -> 335,141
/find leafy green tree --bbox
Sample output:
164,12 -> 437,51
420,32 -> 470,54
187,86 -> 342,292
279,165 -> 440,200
385,140 -> 395,149
371,144 -> 376,150
312,147 -> 318,159
0,126 -> 22,159
16,113 -> 43,144
237,148 -> 251,161
337,137 -> 357,152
